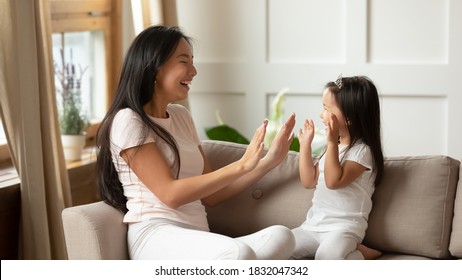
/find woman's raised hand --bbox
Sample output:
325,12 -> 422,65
239,119 -> 268,172
263,113 -> 296,167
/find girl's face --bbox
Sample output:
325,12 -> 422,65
320,88 -> 348,135
155,38 -> 197,104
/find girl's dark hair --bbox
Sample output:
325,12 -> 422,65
96,25 -> 191,212
326,76 -> 384,186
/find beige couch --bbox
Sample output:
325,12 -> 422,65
62,140 -> 462,260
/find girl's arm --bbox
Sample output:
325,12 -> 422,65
201,113 -> 296,207
298,119 -> 318,189
324,146 -> 366,189
324,114 -> 366,189
121,120 -> 268,209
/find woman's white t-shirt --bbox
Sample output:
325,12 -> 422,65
302,142 -> 375,238
110,104 -> 209,231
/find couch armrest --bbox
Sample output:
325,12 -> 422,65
62,201 -> 128,260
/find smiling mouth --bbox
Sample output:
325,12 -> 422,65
180,81 -> 191,86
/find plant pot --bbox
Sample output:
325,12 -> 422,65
61,134 -> 86,161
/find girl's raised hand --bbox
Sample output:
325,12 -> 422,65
298,119 -> 315,148
239,119 -> 268,172
326,113 -> 340,145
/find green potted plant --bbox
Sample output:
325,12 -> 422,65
54,48 -> 89,161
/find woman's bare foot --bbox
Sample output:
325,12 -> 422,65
357,243 -> 382,260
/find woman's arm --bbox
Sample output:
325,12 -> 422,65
201,113 -> 296,207
121,119 -> 268,209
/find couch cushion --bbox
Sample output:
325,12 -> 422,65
449,162 -> 462,258
364,156 -> 460,259
201,140 -> 311,237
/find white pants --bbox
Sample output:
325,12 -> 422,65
291,227 -> 363,260
128,221 -> 295,260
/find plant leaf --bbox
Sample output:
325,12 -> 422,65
290,136 -> 300,152
205,125 -> 250,144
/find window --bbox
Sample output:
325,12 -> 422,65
0,121 -> 10,167
52,31 -> 107,122
50,0 -> 122,145
0,0 -> 121,166
0,122 -> 6,146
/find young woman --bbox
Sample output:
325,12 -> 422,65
292,75 -> 384,260
96,25 -> 296,260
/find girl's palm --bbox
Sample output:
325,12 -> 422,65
326,114 -> 340,144
299,119 -> 315,148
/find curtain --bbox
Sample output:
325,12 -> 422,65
0,0 -> 72,259
161,0 -> 178,26
137,0 -> 178,28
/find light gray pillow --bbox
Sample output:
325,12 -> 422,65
449,162 -> 462,258
365,156 -> 460,259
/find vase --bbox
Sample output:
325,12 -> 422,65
61,134 -> 86,161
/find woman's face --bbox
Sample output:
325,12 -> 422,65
320,88 -> 348,134
155,38 -> 197,103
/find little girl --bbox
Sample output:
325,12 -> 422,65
291,75 -> 384,260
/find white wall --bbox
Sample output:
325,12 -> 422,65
175,0 -> 462,159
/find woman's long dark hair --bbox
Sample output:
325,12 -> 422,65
96,25 -> 191,212
326,76 -> 384,186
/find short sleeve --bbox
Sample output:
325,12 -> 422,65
344,143 -> 373,170
111,108 -> 155,154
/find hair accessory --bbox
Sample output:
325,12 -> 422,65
335,74 -> 343,89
